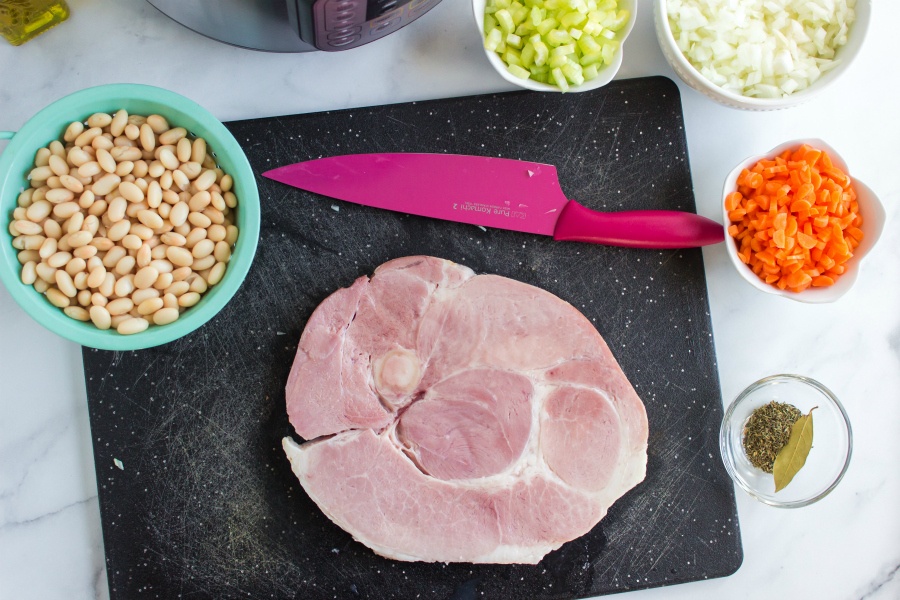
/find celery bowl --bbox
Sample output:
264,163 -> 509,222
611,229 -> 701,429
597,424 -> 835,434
473,0 -> 637,93
0,84 -> 260,351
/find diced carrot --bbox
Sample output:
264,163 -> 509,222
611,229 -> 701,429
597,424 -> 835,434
773,212 -> 788,230
813,214 -> 830,228
790,198 -> 813,213
796,231 -> 818,249
802,147 -> 822,165
785,270 -> 812,289
756,250 -> 777,266
785,216 -> 798,237
772,229 -> 786,248
728,208 -> 747,221
725,143 -> 861,293
839,213 -> 856,229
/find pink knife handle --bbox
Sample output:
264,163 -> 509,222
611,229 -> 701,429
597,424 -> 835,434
553,200 -> 724,249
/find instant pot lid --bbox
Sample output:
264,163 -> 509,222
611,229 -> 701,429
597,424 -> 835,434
146,0 -> 315,53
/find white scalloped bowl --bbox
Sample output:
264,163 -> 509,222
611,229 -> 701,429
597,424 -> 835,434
722,139 -> 885,303
654,0 -> 871,110
473,0 -> 637,93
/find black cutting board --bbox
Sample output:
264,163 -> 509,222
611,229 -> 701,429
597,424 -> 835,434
83,76 -> 742,600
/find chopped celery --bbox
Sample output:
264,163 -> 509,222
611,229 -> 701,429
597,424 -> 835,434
484,27 -> 503,51
495,9 -> 515,32
483,0 -> 630,90
551,67 -> 569,91
507,64 -> 531,79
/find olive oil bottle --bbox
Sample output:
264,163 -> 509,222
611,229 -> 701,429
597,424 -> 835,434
0,0 -> 69,46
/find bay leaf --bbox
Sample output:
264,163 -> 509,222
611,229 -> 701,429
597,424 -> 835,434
773,406 -> 817,492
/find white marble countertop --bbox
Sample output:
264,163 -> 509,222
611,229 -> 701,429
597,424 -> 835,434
1,1 -> 898,599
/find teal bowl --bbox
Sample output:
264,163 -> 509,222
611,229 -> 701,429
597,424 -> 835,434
0,84 -> 260,350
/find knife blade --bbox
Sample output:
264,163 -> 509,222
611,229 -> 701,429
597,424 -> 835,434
262,153 -> 724,249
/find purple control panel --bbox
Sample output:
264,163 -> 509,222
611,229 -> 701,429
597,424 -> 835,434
312,0 -> 441,51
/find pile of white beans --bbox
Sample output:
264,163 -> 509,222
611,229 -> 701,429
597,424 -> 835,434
9,110 -> 239,335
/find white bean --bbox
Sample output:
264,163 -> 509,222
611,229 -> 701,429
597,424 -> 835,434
67,230 -> 93,248
89,305 -> 112,329
178,292 -> 201,307
35,262 -> 57,284
99,272 -> 116,297
153,307 -> 180,325
107,196 -> 127,222
96,148 -> 117,173
118,181 -> 144,203
107,298 -> 134,316
92,173 -> 122,196
52,201 -> 80,218
13,220 -> 42,236
87,266 -> 107,288
49,154 -> 69,177
138,297 -> 165,316
107,219 -> 131,241
134,266 -> 159,289
115,255 -> 136,276
114,274 -> 135,298
117,317 -> 149,335
137,209 -> 163,230
55,271 -> 78,298
132,288 -> 160,305
166,246 -> 193,268
47,251 -> 73,268
153,272 -> 174,290
194,169 -> 217,192
21,261 -> 37,285
63,306 -> 91,321
26,200 -> 52,222
191,239 -> 215,259
122,234 -> 143,251
165,281 -> 190,297
207,261 -> 228,286
136,243 -> 152,268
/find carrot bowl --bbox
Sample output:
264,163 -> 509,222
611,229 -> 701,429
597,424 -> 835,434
722,139 -> 885,304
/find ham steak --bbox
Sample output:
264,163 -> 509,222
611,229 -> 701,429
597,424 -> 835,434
283,256 -> 648,564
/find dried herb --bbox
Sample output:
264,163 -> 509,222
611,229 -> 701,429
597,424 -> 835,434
742,401 -> 802,473
773,407 -> 817,492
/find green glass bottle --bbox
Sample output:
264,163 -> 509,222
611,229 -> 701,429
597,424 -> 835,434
0,0 -> 69,46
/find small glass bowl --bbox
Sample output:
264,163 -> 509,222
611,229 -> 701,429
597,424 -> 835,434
720,374 -> 852,508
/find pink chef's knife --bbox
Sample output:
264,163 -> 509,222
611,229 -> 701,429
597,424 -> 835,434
262,153 -> 724,249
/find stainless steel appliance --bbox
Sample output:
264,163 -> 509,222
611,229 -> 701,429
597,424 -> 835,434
147,0 -> 442,52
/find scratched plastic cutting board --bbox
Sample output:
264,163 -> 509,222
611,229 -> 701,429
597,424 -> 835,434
83,76 -> 742,600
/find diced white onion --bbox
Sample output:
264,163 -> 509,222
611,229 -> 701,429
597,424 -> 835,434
667,0 -> 857,98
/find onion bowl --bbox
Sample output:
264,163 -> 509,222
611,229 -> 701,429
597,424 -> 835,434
473,0 -> 637,93
654,0 -> 871,110
0,84 -> 260,350
722,139 -> 885,303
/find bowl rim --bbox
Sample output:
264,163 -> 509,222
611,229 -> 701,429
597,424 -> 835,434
0,83 -> 260,351
721,138 -> 886,304
654,0 -> 872,108
719,373 -> 853,508
472,0 -> 638,93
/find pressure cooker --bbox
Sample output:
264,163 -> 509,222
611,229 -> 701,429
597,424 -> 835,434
147,0 -> 442,52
